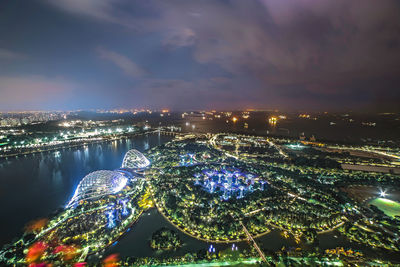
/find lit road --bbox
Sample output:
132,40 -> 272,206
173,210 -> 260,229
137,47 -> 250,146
267,139 -> 288,158
239,221 -> 267,263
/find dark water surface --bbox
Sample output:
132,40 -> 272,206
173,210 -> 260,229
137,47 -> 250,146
0,133 -> 172,247
105,208 -> 253,259
179,113 -> 400,144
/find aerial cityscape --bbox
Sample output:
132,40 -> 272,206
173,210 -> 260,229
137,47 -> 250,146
1,1 -> 400,267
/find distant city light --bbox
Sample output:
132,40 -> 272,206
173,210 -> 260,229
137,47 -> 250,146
268,116 -> 277,125
232,117 -> 238,123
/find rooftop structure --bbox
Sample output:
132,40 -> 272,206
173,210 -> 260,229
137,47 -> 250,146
66,170 -> 129,208
121,149 -> 150,169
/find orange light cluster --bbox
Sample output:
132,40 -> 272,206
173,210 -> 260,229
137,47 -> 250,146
299,114 -> 310,118
300,141 -> 325,147
26,242 -> 48,264
25,218 -> 48,233
103,254 -> 120,267
268,116 -> 277,125
53,245 -> 79,261
26,239 -> 85,266
325,247 -> 363,257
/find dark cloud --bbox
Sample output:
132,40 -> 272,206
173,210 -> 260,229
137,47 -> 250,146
1,0 -> 400,111
96,46 -> 147,78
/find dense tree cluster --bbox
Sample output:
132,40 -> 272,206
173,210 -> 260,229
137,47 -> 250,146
149,227 -> 182,251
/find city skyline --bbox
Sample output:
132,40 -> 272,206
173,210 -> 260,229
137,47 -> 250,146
1,0 -> 400,112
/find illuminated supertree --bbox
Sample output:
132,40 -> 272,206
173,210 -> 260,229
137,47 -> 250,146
203,175 -> 209,186
232,243 -> 238,251
238,186 -> 245,199
106,210 -> 115,228
260,180 -> 266,191
210,181 -> 216,193
179,155 -> 185,165
246,174 -> 254,191
194,173 -> 201,185
226,172 -> 233,183
196,168 -> 261,201
233,172 -> 240,184
188,154 -> 195,164
208,244 -> 216,253
223,183 -> 230,200
218,173 -> 222,183
121,199 -> 128,216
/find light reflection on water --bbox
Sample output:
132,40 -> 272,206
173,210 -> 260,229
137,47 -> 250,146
0,134 -> 172,247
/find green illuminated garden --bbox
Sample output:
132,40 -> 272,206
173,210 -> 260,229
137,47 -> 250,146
1,133 -> 400,266
369,198 -> 400,218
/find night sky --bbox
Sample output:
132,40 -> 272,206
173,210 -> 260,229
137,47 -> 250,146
1,0 -> 400,111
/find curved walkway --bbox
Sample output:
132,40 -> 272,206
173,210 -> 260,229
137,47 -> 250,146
154,200 -> 245,244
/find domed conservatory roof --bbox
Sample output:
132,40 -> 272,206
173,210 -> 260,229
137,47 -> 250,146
121,149 -> 150,169
66,170 -> 128,208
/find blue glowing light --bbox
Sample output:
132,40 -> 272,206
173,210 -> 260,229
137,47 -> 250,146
286,143 -> 305,150
210,181 -> 216,193
260,181 -> 266,191
179,153 -> 197,166
107,210 -> 116,228
208,244 -> 216,253
197,168 -> 266,200
238,186 -> 244,199
120,199 -> 129,216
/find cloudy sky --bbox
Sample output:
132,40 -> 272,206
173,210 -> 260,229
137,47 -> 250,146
0,0 -> 399,111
